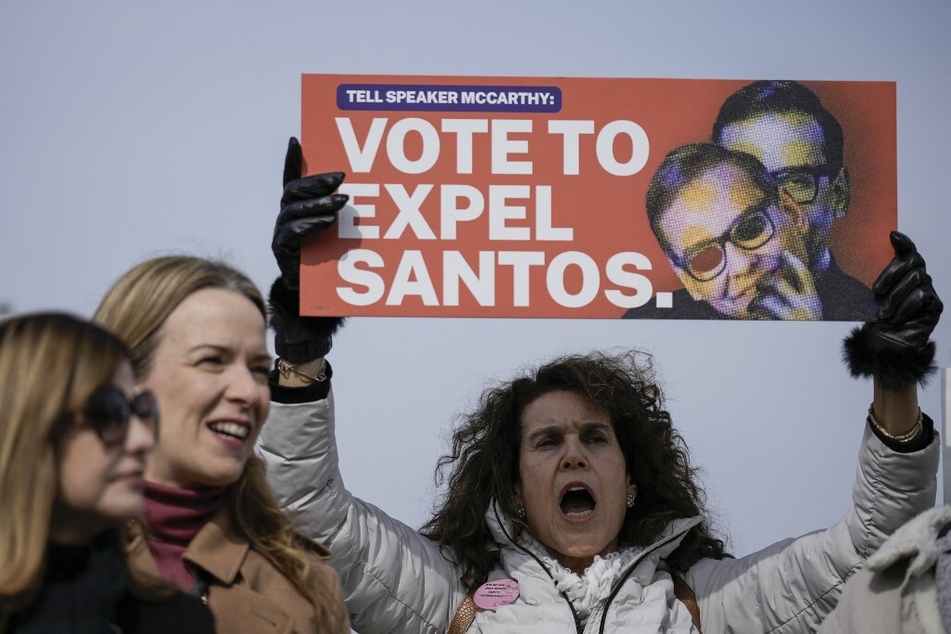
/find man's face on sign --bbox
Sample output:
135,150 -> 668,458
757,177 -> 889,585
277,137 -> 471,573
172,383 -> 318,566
715,112 -> 849,264
656,162 -> 807,318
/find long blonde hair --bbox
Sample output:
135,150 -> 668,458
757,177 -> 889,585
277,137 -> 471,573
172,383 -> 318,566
93,255 -> 328,608
0,313 -> 130,608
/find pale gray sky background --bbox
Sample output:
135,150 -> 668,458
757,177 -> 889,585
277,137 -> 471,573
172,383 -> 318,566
2,0 -> 950,556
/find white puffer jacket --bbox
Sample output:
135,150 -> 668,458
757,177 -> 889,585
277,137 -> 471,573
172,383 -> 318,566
258,389 -> 938,633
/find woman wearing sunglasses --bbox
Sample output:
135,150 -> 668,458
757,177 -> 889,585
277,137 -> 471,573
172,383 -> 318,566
0,312 -> 214,632
93,256 -> 350,633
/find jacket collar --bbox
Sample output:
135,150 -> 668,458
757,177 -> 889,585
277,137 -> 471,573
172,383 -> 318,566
129,504 -> 333,588
484,498 -> 702,567
182,507 -> 332,584
125,502 -> 248,585
182,506 -> 250,585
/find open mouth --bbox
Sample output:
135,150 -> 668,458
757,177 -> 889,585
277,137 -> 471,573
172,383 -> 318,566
208,421 -> 250,441
559,485 -> 596,520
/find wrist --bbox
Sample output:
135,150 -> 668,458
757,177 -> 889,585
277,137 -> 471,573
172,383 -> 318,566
867,403 -> 923,443
270,360 -> 332,403
277,358 -> 327,388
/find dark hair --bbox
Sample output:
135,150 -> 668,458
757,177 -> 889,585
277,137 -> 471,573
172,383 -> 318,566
419,350 -> 728,589
646,142 -> 776,251
712,80 -> 844,172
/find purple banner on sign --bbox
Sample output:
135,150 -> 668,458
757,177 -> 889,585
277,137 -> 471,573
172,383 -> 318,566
336,83 -> 562,113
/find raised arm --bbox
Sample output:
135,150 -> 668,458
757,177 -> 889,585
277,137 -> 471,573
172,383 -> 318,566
690,231 -> 942,633
845,231 -> 942,444
259,138 -> 466,633
267,136 -> 347,374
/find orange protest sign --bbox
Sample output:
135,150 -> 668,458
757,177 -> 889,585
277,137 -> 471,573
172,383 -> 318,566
300,75 -> 895,320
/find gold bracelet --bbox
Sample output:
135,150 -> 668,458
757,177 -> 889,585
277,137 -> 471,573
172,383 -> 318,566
867,404 -> 923,443
278,358 -> 327,384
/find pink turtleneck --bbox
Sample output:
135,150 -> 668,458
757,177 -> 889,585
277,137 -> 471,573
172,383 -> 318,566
142,481 -> 225,592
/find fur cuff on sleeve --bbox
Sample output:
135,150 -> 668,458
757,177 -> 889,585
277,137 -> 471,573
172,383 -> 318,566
842,326 -> 937,392
267,278 -> 345,363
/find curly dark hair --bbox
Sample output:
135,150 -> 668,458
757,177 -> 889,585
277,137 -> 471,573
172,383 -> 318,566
419,350 -> 729,589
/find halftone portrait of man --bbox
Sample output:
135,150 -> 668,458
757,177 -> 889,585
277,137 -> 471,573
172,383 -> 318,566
711,80 -> 875,320
624,143 -> 822,320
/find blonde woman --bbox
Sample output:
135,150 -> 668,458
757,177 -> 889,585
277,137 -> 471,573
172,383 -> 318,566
94,256 -> 349,633
0,312 -> 213,632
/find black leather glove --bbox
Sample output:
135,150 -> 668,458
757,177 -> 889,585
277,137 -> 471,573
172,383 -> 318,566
843,231 -> 943,391
268,137 -> 349,362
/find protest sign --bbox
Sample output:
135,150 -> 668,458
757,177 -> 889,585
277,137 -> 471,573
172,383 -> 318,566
300,75 -> 895,320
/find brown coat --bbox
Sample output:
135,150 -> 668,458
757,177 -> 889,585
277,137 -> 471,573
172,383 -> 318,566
126,509 -> 350,634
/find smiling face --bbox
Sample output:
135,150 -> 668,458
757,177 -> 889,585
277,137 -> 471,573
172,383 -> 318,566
717,112 -> 848,262
140,288 -> 271,489
51,361 -> 155,543
657,162 -> 796,318
515,390 -> 635,574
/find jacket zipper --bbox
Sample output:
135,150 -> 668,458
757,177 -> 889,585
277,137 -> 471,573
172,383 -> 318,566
493,504 -> 585,633
593,526 -> 695,633
492,503 -> 699,634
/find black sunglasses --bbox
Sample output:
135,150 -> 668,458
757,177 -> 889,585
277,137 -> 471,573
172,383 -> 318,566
81,385 -> 159,444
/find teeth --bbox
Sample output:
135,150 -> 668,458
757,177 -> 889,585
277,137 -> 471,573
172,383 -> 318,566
569,487 -> 586,492
209,422 -> 249,440
565,510 -> 594,519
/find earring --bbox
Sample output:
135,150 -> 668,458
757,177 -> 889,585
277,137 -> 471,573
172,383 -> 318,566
514,505 -> 525,520
627,493 -> 636,509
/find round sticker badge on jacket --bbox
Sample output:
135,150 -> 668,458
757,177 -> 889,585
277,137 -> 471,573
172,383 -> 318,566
473,578 -> 520,610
